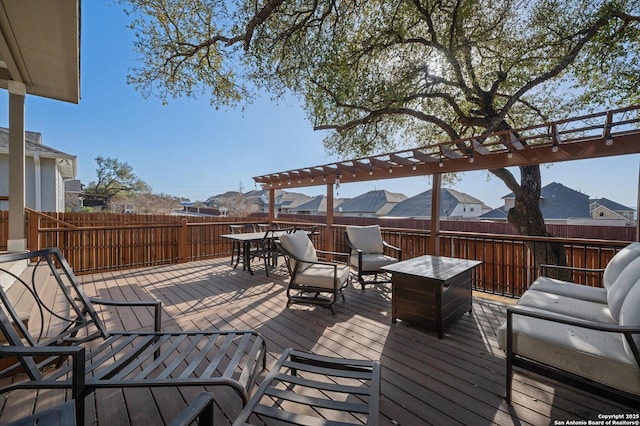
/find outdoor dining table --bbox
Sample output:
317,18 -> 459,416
221,230 -> 289,275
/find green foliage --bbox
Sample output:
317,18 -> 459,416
84,156 -> 151,200
121,0 -> 250,107
121,0 -> 640,155
119,0 -> 640,238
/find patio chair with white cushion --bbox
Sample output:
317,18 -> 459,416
278,231 -> 351,314
345,225 -> 401,290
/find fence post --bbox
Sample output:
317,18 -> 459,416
28,210 -> 39,252
178,218 -> 189,263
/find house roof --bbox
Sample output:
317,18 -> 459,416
479,207 -> 509,220
387,188 -> 485,217
0,127 -> 77,177
64,179 -> 82,193
289,195 -> 344,213
500,182 -> 591,219
538,182 -> 590,219
590,198 -> 635,212
336,190 -> 406,214
0,0 -> 81,103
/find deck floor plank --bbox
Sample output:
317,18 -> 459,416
0,256 -> 636,425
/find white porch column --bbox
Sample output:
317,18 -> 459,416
34,154 -> 41,211
7,80 -> 27,252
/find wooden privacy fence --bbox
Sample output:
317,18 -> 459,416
0,211 -> 632,297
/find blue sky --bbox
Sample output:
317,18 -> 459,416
1,2 -> 638,210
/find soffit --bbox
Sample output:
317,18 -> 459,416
0,0 -> 80,103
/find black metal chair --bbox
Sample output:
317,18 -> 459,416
278,231 -> 351,313
0,248 -> 267,426
345,225 -> 401,289
249,229 -> 282,276
5,391 -> 216,426
228,223 -> 253,267
233,348 -> 380,425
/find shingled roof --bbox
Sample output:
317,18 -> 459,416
336,190 -> 406,215
0,127 -> 76,178
590,198 -> 635,212
487,182 -> 591,220
288,195 -> 344,214
387,188 -> 486,218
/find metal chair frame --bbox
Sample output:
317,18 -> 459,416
0,248 -> 267,426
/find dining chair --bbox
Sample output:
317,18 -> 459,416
228,223 -> 253,267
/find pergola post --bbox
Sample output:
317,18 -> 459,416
326,183 -> 335,252
268,188 -> 275,222
7,81 -> 27,253
428,174 -> 442,256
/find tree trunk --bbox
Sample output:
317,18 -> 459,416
497,165 -> 571,281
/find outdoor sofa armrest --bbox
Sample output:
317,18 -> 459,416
506,304 -> 640,365
539,264 -> 605,277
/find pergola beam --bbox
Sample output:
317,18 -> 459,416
254,105 -> 640,251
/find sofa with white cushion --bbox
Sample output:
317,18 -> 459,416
496,242 -> 640,408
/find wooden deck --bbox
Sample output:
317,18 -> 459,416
0,256 -> 635,425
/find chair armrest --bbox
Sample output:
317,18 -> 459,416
316,250 -> 350,263
169,391 -> 215,426
539,264 -> 605,277
0,345 -> 86,399
383,241 -> 401,259
507,304 -> 640,365
88,297 -> 162,332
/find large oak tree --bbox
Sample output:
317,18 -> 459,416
85,156 -> 151,201
121,0 -> 640,269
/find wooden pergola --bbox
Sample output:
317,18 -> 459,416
254,105 -> 640,253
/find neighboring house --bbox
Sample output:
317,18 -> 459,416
590,198 -> 635,224
0,128 -> 76,212
480,182 -> 634,225
386,188 -> 491,219
244,190 -> 315,214
64,179 -> 83,212
287,195 -> 344,215
335,190 -> 407,217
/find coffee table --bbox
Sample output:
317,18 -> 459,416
382,255 -> 482,338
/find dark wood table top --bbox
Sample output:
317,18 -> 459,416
381,255 -> 482,281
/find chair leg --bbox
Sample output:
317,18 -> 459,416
359,275 -> 366,291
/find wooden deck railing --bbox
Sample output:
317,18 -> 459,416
0,211 -> 632,297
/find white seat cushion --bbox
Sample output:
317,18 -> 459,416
516,289 -> 617,324
619,278 -> 640,359
346,225 -> 384,254
603,242 -> 640,291
279,231 -> 317,262
294,262 -> 350,290
350,253 -> 398,272
528,277 -> 608,304
497,312 -> 640,396
607,256 -> 640,321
